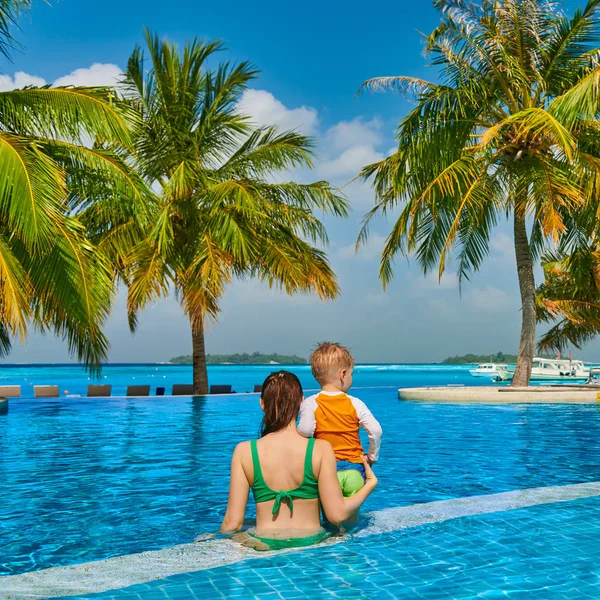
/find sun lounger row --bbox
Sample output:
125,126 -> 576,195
0,383 -> 251,398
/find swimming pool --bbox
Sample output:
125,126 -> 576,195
2,366 -> 600,597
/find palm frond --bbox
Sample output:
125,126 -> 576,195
0,87 -> 136,147
0,0 -> 30,58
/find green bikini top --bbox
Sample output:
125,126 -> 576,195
250,437 -> 319,514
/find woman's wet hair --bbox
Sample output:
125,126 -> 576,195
259,371 -> 304,437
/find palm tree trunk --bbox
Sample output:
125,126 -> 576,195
511,211 -> 536,387
191,314 -> 209,395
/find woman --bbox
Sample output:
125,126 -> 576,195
221,370 -> 377,550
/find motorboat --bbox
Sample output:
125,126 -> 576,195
495,357 -> 590,382
469,363 -> 510,378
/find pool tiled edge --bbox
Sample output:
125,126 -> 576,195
3,481 -> 600,600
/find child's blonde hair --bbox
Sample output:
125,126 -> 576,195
309,342 -> 355,385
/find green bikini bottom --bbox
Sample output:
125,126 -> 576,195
247,528 -> 331,550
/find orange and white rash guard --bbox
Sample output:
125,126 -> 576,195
298,391 -> 382,464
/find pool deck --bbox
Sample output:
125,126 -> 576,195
398,385 -> 600,403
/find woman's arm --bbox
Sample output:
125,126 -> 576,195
316,441 -> 377,526
220,442 -> 250,533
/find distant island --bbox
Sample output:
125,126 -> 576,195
443,351 -> 555,364
169,352 -> 307,365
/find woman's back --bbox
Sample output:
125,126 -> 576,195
241,429 -> 322,533
220,370 -> 377,548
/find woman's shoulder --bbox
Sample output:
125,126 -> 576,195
232,440 -> 252,457
312,438 -> 335,457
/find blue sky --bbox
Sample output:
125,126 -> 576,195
1,0 -> 598,364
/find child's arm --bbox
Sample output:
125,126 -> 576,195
297,395 -> 317,438
317,441 -> 377,525
220,442 -> 250,532
351,397 -> 382,463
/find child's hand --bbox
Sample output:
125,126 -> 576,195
362,456 -> 378,488
363,453 -> 374,466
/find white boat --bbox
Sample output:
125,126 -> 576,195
469,363 -> 510,378
496,357 -> 590,382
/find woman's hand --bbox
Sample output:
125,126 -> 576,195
362,456 -> 378,489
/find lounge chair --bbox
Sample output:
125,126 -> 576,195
126,385 -> 150,397
172,384 -> 194,396
87,384 -> 112,397
0,385 -> 21,398
209,384 -> 233,395
34,385 -> 59,398
253,385 -> 262,393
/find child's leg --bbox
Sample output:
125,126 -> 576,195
336,461 -> 367,526
337,469 -> 365,497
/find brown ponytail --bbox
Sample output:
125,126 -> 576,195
259,371 -> 303,437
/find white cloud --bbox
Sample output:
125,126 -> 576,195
237,89 -> 319,136
53,63 -> 122,87
236,91 -> 387,188
221,279 -> 318,308
465,285 -> 510,312
340,179 -> 380,211
318,118 -> 385,181
490,232 -> 514,262
338,233 -> 386,261
0,63 -> 122,92
319,145 -> 384,179
0,71 -> 46,91
325,117 -> 382,151
409,271 -> 459,293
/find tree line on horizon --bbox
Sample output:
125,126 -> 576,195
169,352 -> 307,365
3,0 -> 600,392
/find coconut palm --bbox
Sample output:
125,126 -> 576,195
123,30 -> 347,395
536,243 -> 600,352
0,0 -> 148,368
358,0 -> 600,386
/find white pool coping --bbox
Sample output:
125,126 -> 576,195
398,385 -> 600,403
2,481 -> 600,599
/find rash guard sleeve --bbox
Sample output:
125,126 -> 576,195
297,395 -> 318,438
350,396 -> 382,463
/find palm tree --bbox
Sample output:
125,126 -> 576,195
123,30 -> 347,395
0,0 -> 148,368
536,244 -> 600,352
358,0 -> 600,386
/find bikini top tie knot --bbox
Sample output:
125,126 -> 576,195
272,490 -> 294,514
250,438 -> 319,512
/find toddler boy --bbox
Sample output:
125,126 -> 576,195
298,342 -> 382,497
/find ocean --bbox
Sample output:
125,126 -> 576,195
0,362 -> 491,397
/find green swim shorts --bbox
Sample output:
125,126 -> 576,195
337,469 -> 365,497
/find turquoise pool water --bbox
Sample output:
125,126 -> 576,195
2,364 -> 600,598
64,497 -> 600,599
